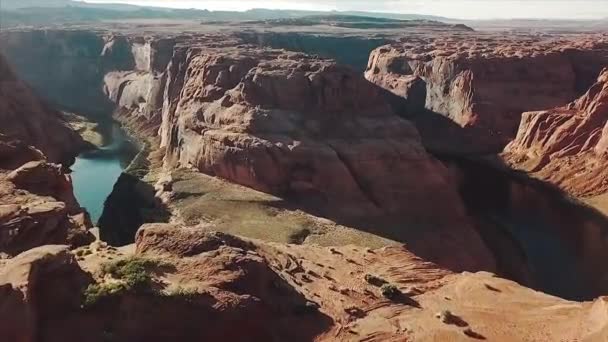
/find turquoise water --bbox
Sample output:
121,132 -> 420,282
71,124 -> 135,224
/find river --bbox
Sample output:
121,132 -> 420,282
71,123 -> 137,224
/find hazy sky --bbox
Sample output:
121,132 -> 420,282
81,0 -> 608,19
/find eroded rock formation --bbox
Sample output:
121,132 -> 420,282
0,53 -> 85,163
504,68 -> 608,197
1,24 -> 608,342
101,35 -> 176,134
0,144 -> 93,256
0,54 -> 93,255
153,43 -> 495,271
366,34 -> 608,154
1,224 -> 606,341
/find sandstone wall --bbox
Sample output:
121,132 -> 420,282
366,34 -> 608,154
0,55 -> 93,254
504,68 -> 608,197
0,53 -> 85,163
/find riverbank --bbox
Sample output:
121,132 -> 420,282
70,119 -> 139,224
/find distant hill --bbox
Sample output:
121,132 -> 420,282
2,0 -> 74,9
0,1 -> 603,31
0,1 -> 453,27
245,15 -> 474,31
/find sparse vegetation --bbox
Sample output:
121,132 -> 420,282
164,286 -> 199,302
100,257 -> 165,290
364,273 -> 387,287
82,257 -> 170,307
83,282 -> 128,307
380,283 -> 402,300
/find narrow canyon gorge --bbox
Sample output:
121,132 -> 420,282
1,17 -> 607,341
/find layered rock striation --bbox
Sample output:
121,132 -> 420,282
101,35 -> 176,134
0,224 -> 606,341
0,54 -> 93,255
366,34 -> 608,154
155,43 -> 494,270
504,68 -> 608,196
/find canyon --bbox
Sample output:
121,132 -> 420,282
0,17 -> 607,341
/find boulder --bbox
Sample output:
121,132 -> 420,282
0,245 -> 91,342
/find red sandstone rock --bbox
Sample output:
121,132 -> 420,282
0,63 -> 94,254
0,53 -> 86,163
1,224 -> 607,341
0,245 -> 92,342
0,134 -> 45,170
366,34 -> 608,153
504,68 -> 608,196
156,45 -> 493,271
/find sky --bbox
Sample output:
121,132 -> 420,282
80,0 -> 608,19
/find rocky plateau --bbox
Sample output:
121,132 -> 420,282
0,17 -> 607,342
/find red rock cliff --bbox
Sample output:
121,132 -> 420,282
0,54 -> 92,255
0,53 -> 86,163
504,68 -> 608,196
366,34 -> 608,154
155,43 -> 494,271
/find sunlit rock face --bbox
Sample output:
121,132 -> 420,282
504,68 -> 608,197
0,54 -> 93,255
365,34 -> 608,154
154,43 -> 495,271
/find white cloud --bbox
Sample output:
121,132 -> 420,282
81,0 -> 608,19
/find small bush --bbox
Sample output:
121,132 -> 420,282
82,282 -> 128,307
165,286 -> 199,302
100,257 -> 165,290
82,257 -> 169,307
364,274 -> 387,287
380,284 -> 402,300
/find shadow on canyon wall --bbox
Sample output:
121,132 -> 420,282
4,29 -> 608,301
98,143 -> 171,246
445,156 -> 608,301
238,32 -> 391,72
0,30 -> 135,119
375,78 -> 608,301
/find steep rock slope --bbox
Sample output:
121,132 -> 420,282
160,45 -> 452,219
102,35 -> 176,134
0,53 -> 85,163
0,30 -> 114,117
0,30 -> 493,271
0,157 -> 92,255
0,30 -> 174,126
0,225 -> 606,341
504,68 -> 608,197
0,56 -> 93,254
366,34 -> 608,154
156,43 -> 493,271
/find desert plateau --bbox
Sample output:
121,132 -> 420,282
0,0 -> 607,341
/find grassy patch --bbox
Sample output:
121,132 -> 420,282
163,286 -> 199,302
82,257 -> 170,307
83,282 -> 128,307
100,257 -> 165,289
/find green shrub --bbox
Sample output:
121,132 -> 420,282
364,274 -> 387,287
82,282 -> 128,307
82,257 -> 170,307
100,257 -> 165,290
380,284 -> 402,300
